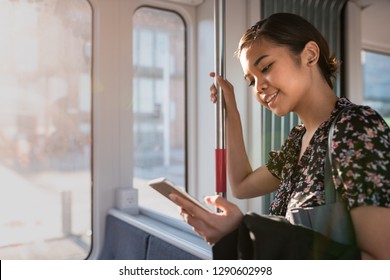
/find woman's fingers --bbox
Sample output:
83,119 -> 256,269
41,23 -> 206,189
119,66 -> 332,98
210,83 -> 217,103
204,195 -> 236,214
171,193 -> 215,239
171,193 -> 243,244
209,74 -> 237,111
169,193 -> 207,218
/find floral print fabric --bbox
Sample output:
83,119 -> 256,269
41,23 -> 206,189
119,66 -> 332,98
266,98 -> 390,217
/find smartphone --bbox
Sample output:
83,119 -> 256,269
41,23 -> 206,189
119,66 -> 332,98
148,177 -> 211,213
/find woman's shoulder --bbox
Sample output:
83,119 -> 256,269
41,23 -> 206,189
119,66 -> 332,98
331,98 -> 390,209
334,98 -> 389,135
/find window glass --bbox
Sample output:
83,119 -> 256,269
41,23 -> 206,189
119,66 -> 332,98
362,50 -> 390,125
133,7 -> 186,219
0,0 -> 92,259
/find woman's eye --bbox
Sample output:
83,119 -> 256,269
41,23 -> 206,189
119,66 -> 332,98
248,80 -> 254,87
261,63 -> 273,73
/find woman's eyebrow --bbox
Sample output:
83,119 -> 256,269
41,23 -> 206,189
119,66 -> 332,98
243,54 -> 269,80
253,54 -> 269,67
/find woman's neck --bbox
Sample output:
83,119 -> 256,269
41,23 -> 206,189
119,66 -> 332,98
296,87 -> 338,134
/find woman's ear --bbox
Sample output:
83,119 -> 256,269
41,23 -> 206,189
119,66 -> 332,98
303,41 -> 320,66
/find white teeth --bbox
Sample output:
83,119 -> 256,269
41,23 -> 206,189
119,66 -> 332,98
265,91 -> 278,104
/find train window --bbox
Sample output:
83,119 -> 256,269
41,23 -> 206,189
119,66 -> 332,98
0,0 -> 92,259
132,7 -> 186,219
362,50 -> 390,125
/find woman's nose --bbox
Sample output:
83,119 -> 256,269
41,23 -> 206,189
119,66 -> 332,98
255,76 -> 267,93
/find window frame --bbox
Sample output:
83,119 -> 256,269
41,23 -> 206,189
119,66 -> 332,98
131,5 -> 189,219
88,0 -> 200,259
0,0 -> 93,260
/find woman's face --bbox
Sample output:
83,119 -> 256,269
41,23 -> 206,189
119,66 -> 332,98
240,38 -> 312,116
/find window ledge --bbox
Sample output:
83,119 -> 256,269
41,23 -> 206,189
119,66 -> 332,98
107,208 -> 212,260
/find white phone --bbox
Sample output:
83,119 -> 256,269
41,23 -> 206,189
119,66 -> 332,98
148,177 -> 211,213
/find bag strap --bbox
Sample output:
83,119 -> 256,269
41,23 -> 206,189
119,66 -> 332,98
325,106 -> 354,204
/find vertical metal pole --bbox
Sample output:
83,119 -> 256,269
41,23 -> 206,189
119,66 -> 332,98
214,0 -> 226,201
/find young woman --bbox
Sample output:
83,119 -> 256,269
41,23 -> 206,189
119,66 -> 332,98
170,13 -> 390,259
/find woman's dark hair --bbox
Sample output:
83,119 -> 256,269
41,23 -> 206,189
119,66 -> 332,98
236,13 -> 338,89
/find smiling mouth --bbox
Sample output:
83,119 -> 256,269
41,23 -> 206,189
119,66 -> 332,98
265,91 -> 279,104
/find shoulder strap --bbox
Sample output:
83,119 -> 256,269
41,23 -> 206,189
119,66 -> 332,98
325,106 -> 354,204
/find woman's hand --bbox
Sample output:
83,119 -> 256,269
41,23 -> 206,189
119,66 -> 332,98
209,72 -> 238,113
169,193 -> 243,245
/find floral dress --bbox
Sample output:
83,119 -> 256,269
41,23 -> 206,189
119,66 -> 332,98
266,98 -> 390,217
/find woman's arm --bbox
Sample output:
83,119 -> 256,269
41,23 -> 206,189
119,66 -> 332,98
351,205 -> 390,259
211,74 -> 280,199
331,106 -> 390,259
